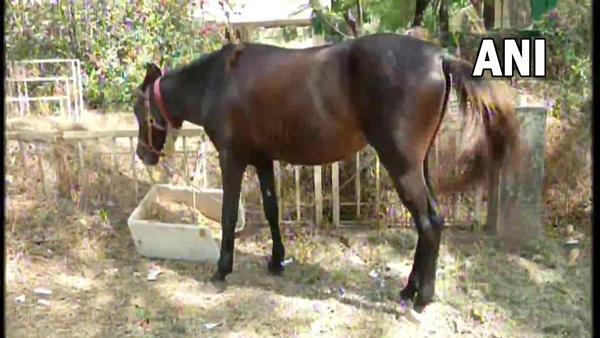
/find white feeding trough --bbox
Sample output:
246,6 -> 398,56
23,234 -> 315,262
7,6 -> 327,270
127,184 -> 245,262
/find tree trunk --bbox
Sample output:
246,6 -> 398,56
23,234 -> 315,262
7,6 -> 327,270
356,0 -> 363,33
508,0 -> 532,28
483,0 -> 495,30
438,0 -> 449,47
413,0 -> 432,27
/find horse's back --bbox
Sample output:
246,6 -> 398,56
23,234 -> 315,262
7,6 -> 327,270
225,40 -> 364,164
221,34 -> 446,165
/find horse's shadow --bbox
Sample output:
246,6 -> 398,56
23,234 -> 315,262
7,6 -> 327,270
93,158 -> 411,318
155,238 -> 409,318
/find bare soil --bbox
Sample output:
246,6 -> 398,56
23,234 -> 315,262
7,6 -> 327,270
5,185 -> 591,337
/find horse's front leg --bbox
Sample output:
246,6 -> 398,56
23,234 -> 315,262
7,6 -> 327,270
256,159 -> 285,275
212,150 -> 246,282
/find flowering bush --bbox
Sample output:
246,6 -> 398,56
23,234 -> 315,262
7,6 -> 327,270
5,1 -> 224,111
532,0 -> 591,122
531,0 -> 591,231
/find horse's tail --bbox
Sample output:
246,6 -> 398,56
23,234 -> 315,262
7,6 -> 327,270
439,55 -> 522,193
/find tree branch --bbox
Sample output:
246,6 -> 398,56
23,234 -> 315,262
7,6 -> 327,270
319,12 -> 353,39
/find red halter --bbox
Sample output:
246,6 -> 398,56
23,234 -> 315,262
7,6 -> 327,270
153,77 -> 182,129
138,76 -> 181,157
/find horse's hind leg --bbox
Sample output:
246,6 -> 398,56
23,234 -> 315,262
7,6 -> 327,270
399,152 -> 445,304
374,146 -> 443,312
255,159 -> 285,275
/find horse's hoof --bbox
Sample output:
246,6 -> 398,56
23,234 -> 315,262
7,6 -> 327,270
206,281 -> 227,293
399,288 -> 416,302
267,259 -> 284,276
210,270 -> 229,289
413,292 -> 433,313
413,300 -> 428,314
209,276 -> 228,293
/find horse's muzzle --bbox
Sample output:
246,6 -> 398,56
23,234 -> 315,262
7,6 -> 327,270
136,147 -> 160,166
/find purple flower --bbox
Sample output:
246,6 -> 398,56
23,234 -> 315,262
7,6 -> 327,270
99,74 -> 106,86
50,0 -> 58,5
544,99 -> 555,111
548,9 -> 559,21
123,18 -> 134,31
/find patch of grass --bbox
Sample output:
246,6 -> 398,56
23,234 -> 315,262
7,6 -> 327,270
5,138 -> 591,337
520,237 -> 567,269
442,233 -> 591,337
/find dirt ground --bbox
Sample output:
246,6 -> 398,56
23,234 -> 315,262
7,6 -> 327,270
5,185 -> 591,338
5,112 -> 591,337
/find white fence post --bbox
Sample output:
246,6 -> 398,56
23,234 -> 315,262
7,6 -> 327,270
314,166 -> 322,225
332,162 -> 340,227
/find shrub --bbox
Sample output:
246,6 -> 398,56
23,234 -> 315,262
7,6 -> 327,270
5,0 -> 224,111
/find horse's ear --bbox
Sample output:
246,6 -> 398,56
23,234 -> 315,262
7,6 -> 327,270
227,44 -> 244,70
142,62 -> 162,89
145,62 -> 162,76
224,28 -> 232,43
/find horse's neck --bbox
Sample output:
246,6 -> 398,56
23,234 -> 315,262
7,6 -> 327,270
160,72 -> 211,128
164,49 -> 229,129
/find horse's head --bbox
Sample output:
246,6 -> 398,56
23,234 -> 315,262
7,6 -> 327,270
132,63 -> 168,166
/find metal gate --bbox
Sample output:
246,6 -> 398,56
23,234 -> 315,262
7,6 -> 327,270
5,59 -> 84,122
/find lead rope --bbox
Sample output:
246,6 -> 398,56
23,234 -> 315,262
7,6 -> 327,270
157,139 -> 205,224
191,143 -> 207,222
192,148 -> 199,219
193,143 -> 206,223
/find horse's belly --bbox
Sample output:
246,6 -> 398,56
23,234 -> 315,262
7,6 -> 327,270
269,126 -> 367,165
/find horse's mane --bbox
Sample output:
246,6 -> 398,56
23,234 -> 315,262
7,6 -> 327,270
172,46 -> 231,82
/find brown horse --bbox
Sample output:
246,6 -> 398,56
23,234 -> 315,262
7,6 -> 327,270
132,33 -> 520,312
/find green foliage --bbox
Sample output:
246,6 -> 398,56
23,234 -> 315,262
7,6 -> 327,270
368,0 -> 415,32
311,0 -> 353,42
446,0 -> 591,124
531,0 -> 591,122
311,0 -> 415,40
5,1 -> 223,111
520,237 -> 565,269
282,26 -> 299,42
99,209 -> 110,224
312,0 -> 473,40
